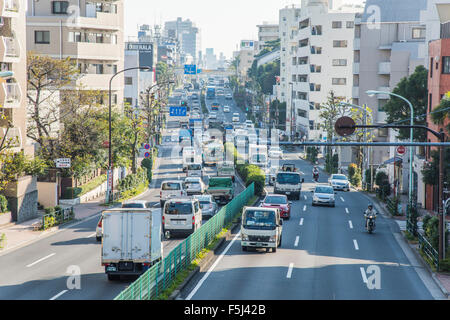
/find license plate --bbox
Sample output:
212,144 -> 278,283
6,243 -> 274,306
172,220 -> 184,225
106,266 -> 117,272
285,192 -> 291,195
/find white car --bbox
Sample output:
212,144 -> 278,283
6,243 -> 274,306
232,113 -> 240,123
269,147 -> 283,158
312,185 -> 336,207
163,198 -> 202,237
185,177 -> 206,195
160,180 -> 187,207
328,174 -> 350,191
225,93 -> 232,100
209,112 -> 217,120
223,105 -> 230,113
186,163 -> 203,178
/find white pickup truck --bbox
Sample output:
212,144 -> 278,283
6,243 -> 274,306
101,208 -> 163,281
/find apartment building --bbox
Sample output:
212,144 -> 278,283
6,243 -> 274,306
237,40 -> 258,80
1,0 -> 38,222
164,18 -> 200,64
257,22 -> 279,53
26,0 -> 125,108
291,1 -> 359,143
355,0 -> 427,203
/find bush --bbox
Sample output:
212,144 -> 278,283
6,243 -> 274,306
54,205 -> 62,213
44,207 -> 55,215
364,169 -> 372,189
0,195 -> 8,213
375,171 -> 389,187
245,165 -> 265,196
348,163 -> 361,187
306,147 -> 319,163
348,163 -> 357,178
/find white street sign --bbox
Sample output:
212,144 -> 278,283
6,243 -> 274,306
55,158 -> 71,168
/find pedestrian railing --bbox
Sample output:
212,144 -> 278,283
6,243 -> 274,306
42,207 -> 74,230
417,231 -> 439,270
114,183 -> 255,300
386,197 -> 399,216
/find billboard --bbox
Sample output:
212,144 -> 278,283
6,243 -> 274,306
126,42 -> 154,69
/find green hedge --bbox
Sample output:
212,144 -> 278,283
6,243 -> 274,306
62,174 -> 107,199
118,168 -> 148,192
0,195 -> 8,213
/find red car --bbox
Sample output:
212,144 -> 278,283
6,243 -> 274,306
261,194 -> 291,220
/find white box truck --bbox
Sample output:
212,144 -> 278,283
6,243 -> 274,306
101,208 -> 163,281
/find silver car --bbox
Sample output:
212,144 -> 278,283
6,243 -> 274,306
312,185 -> 336,207
328,174 -> 350,191
193,194 -> 218,218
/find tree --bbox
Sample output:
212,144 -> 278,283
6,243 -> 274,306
27,52 -> 81,159
348,105 -> 375,172
319,91 -> 349,172
421,148 -> 450,187
382,65 -> 428,141
431,92 -> 450,134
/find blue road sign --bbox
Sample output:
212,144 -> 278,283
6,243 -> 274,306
197,68 -> 202,74
144,143 -> 150,150
169,106 -> 187,116
144,152 -> 151,158
184,64 -> 197,75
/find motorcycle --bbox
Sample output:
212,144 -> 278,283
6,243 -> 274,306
313,171 -> 319,182
365,214 -> 376,233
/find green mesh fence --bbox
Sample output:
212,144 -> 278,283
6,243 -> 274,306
114,183 -> 255,300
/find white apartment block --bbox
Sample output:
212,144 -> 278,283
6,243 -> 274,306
237,40 -> 258,80
257,22 -> 279,53
26,0 -> 125,107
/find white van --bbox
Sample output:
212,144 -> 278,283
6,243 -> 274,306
163,198 -> 202,237
182,146 -> 196,172
160,180 -> 187,207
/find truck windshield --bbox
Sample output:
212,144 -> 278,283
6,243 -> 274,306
243,210 -> 276,230
277,173 -> 300,184
165,202 -> 193,215
162,183 -> 181,190
188,164 -> 201,170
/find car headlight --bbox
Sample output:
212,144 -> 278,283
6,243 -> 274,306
313,196 -> 319,201
269,235 -> 277,242
241,234 -> 249,241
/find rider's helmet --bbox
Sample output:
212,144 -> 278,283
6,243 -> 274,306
368,203 -> 373,210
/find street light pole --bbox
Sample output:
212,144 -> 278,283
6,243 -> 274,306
367,90 -> 414,222
289,82 -> 293,142
107,66 -> 150,203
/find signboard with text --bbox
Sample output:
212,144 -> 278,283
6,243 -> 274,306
54,158 -> 71,168
126,42 -> 154,69
170,106 -> 187,117
184,64 -> 197,75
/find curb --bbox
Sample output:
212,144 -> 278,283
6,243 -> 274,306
361,191 -> 449,299
169,196 -> 260,300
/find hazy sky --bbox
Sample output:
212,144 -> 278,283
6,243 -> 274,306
124,0 -> 364,59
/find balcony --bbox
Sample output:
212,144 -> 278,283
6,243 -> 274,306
352,86 -> 359,99
0,0 -> 19,18
0,35 -> 20,63
0,81 -> 21,108
353,62 -> 359,74
378,62 -> 391,74
0,126 -> 22,149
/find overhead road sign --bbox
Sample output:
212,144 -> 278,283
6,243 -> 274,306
170,106 -> 187,117
184,64 -> 197,75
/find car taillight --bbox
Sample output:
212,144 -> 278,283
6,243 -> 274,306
192,215 -> 195,226
162,216 -> 165,225
98,218 -> 102,228
102,263 -> 109,267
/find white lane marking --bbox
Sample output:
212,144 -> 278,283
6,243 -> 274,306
340,197 -> 345,202
348,221 -> 353,229
304,195 -> 307,200
186,232 -> 240,300
303,205 -> 307,212
26,253 -> 56,268
50,290 -> 68,300
286,263 -> 294,278
294,236 -> 300,247
360,267 -> 368,283
353,239 -> 359,251
345,208 -> 349,214
86,233 -> 96,238
299,218 -> 304,226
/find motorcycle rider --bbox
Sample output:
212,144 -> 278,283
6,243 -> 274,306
364,203 -> 377,229
312,166 -> 319,181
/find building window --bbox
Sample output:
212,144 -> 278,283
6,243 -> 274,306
332,78 -> 347,85
52,1 -> 69,14
332,21 -> 342,28
68,31 -> 82,42
111,34 -> 117,44
95,33 -> 104,43
292,57 -> 297,65
124,97 -> 133,105
429,93 -> 432,113
35,31 -> 50,44
297,109 -> 307,118
442,56 -> 450,74
309,120 -> 314,130
333,40 -> 348,48
93,64 -> 104,74
346,21 -> 354,28
311,25 -> 322,35
378,99 -> 388,111
332,59 -> 347,66
292,74 -> 296,82
412,27 -> 426,39
298,75 -> 307,82
298,92 -> 307,100
430,57 -> 433,78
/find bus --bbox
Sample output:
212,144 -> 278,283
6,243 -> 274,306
206,86 -> 215,99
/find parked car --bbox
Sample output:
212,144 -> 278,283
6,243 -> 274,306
328,174 -> 350,191
269,146 -> 283,159
193,194 -> 218,219
260,194 -> 292,219
162,198 -> 202,237
311,185 -> 336,207
160,180 -> 187,207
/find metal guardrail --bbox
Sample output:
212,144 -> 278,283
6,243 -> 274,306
42,207 -> 74,230
114,183 -> 255,300
417,231 -> 439,270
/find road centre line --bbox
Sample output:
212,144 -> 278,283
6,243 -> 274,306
349,221 -> 353,229
340,197 -> 345,202
86,233 -> 96,238
299,218 -> 304,226
353,239 -> 359,251
303,205 -> 307,212
50,290 -> 68,300
294,236 -> 299,247
345,208 -> 349,214
360,267 -> 368,283
26,253 -> 56,268
304,195 -> 307,200
286,263 -> 294,278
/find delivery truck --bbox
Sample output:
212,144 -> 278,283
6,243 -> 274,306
101,208 -> 163,281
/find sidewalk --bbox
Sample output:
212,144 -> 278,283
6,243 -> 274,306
365,191 -> 450,299
0,196 -> 110,254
